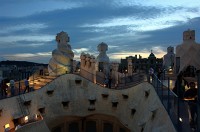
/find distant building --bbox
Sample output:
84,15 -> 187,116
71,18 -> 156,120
119,51 -> 163,73
0,61 -> 47,80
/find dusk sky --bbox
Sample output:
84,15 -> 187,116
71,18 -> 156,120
0,0 -> 200,63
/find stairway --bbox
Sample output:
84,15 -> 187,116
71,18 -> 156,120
16,95 -> 30,116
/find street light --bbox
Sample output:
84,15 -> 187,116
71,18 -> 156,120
125,69 -> 127,86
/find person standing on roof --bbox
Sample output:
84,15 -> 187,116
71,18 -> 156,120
23,77 -> 30,94
1,79 -> 8,97
148,67 -> 154,83
9,79 -> 15,96
184,82 -> 197,129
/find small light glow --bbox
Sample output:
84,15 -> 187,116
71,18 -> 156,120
179,117 -> 182,122
24,116 -> 28,123
35,114 -> 38,120
5,124 -> 10,129
7,83 -> 10,87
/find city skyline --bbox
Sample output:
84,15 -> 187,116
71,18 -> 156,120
0,0 -> 200,63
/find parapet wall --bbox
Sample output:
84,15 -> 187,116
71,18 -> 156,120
0,74 -> 175,132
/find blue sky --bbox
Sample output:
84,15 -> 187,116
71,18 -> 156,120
0,0 -> 200,63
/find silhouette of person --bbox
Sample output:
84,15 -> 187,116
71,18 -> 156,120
184,82 -> 197,128
157,68 -> 162,79
104,76 -> 108,87
24,77 -> 30,94
173,72 -> 185,99
1,79 -> 8,97
39,66 -> 44,75
108,75 -> 112,88
148,67 -> 154,83
9,79 -> 15,96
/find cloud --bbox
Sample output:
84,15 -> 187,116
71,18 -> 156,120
1,42 -> 46,48
0,23 -> 48,34
2,52 -> 52,63
3,52 -> 51,58
140,46 -> 166,55
0,0 -> 200,64
152,46 -> 166,53
82,28 -> 105,33
0,0 -> 85,17
81,7 -> 200,31
108,45 -> 119,49
73,48 -> 89,54
0,34 -> 54,43
113,0 -> 200,8
78,32 -> 151,45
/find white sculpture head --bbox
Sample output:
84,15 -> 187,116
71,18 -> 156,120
96,42 -> 109,63
183,29 -> 195,41
56,31 -> 69,44
167,46 -> 174,54
97,42 -> 108,53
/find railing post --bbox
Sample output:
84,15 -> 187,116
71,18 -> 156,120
197,70 -> 200,132
125,73 -> 126,87
176,57 -> 180,74
33,71 -> 34,90
156,75 -> 159,94
147,74 -> 150,83
56,64 -> 57,76
152,74 -> 154,86
167,77 -> 170,115
18,78 -> 21,95
177,79 -> 180,131
161,78 -> 163,103
163,69 -> 165,80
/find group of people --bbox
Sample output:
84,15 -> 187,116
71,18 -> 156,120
0,77 -> 30,97
0,78 -> 15,97
149,67 -> 163,81
0,79 -> 9,97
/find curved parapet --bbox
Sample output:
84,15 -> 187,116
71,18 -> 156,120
48,31 -> 74,76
